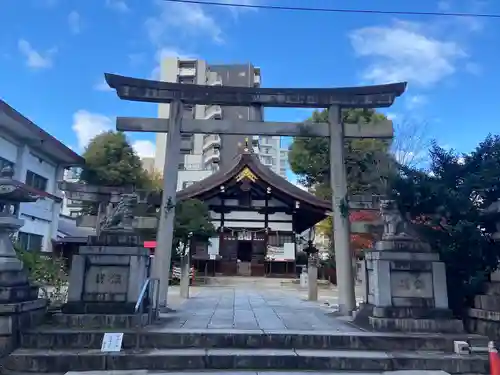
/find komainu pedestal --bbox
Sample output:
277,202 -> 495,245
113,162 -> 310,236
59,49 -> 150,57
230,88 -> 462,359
62,194 -> 151,326
0,167 -> 47,356
363,200 -> 463,333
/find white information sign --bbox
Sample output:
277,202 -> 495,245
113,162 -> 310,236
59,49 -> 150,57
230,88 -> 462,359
209,254 -> 216,260
208,237 -> 220,256
101,332 -> 124,352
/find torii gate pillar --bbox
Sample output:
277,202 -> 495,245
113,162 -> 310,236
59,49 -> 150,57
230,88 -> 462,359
329,105 -> 356,313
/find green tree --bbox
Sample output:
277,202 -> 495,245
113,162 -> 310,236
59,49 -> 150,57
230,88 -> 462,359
80,131 -> 148,188
391,136 -> 500,316
172,199 -> 217,262
289,108 -> 390,195
289,109 -> 391,246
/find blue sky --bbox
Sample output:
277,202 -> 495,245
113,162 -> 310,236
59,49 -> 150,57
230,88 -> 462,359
0,0 -> 499,176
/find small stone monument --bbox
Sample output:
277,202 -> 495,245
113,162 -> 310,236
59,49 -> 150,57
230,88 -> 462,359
0,166 -> 47,355
63,193 -> 151,321
363,199 -> 463,332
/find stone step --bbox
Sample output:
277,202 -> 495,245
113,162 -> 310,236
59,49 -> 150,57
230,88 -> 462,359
18,329 -> 488,353
4,348 -> 488,374
46,313 -> 150,329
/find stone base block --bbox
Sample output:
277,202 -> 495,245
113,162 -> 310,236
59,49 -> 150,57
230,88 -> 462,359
0,284 -> 39,303
468,307 -> 500,322
474,295 -> 500,311
485,283 -> 500,295
0,298 -> 47,358
61,301 -> 140,314
372,306 -> 454,319
369,316 -> 464,333
48,312 -> 150,329
0,270 -> 29,287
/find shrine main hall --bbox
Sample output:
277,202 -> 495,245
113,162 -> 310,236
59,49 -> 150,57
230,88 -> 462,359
172,145 -> 330,277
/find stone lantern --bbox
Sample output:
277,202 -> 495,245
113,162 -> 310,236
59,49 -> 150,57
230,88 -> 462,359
0,166 -> 48,356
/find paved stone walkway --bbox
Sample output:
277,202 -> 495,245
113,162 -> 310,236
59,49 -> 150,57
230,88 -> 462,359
158,286 -> 362,332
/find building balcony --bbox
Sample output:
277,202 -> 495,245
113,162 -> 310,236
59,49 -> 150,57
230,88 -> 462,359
204,105 -> 222,120
180,163 -> 212,171
178,67 -> 196,77
203,149 -> 220,165
202,135 -> 221,151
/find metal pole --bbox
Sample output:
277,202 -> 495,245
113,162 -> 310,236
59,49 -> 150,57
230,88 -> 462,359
152,100 -> 183,310
328,105 -> 356,315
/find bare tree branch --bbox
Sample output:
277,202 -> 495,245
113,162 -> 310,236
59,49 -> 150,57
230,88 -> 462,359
391,117 -> 432,169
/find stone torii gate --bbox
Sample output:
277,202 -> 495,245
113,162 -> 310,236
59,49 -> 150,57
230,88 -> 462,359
105,73 -> 406,315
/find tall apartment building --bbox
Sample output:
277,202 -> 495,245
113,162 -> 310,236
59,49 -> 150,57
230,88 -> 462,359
154,58 -> 289,188
258,136 -> 289,179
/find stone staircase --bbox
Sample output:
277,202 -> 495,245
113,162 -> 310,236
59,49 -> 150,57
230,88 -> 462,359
2,322 -> 491,374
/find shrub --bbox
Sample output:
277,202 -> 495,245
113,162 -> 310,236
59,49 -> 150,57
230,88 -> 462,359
14,243 -> 68,307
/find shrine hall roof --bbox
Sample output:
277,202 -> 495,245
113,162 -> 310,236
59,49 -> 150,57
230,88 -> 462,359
177,149 -> 331,212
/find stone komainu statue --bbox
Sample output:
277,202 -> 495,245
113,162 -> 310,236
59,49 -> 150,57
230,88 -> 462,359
100,193 -> 138,231
380,199 -> 411,240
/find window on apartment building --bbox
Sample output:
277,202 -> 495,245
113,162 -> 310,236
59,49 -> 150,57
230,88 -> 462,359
25,171 -> 48,191
0,156 -> 14,171
17,232 -> 43,252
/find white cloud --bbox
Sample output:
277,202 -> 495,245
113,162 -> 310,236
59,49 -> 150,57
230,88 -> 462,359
93,78 -> 113,92
72,110 -> 154,158
72,110 -> 113,150
68,11 -> 81,34
132,140 -> 155,158
349,20 -> 466,87
405,95 -> 428,110
386,112 -> 398,121
18,39 -> 56,69
145,1 -> 223,45
106,0 -> 129,12
150,47 -> 196,80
